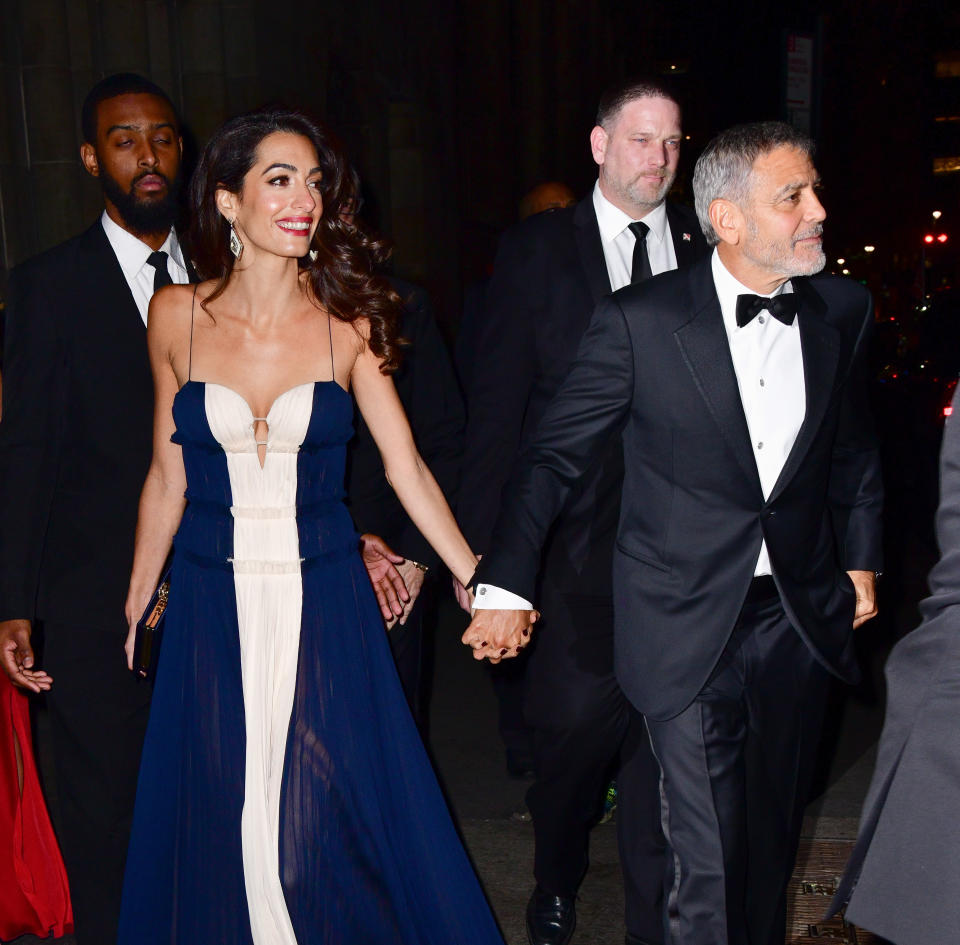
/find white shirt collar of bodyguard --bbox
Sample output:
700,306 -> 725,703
100,210 -> 185,283
592,180 -> 669,246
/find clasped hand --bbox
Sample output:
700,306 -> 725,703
461,608 -> 539,664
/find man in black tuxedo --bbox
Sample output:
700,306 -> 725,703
0,74 -> 190,944
457,78 -> 707,945
465,122 -> 883,945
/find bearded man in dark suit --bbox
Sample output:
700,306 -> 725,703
0,73 -> 191,944
465,121 -> 883,945
457,78 -> 707,945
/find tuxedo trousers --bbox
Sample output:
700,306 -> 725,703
42,619 -> 152,945
645,586 -> 829,945
524,576 -> 665,945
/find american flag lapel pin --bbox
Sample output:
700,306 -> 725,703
682,232 -> 692,241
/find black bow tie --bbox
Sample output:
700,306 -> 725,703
735,293 -> 799,328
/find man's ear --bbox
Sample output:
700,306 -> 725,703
709,198 -> 743,247
589,124 -> 608,167
80,142 -> 100,178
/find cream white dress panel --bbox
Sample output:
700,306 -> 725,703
205,382 -> 314,945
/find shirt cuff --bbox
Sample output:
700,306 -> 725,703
473,583 -> 534,611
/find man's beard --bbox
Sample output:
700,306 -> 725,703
101,167 -> 181,235
744,218 -> 826,278
624,172 -> 674,213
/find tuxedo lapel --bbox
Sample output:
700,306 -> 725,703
768,278 -> 841,502
77,221 -> 143,326
674,263 -> 763,494
573,197 -> 612,303
666,202 -> 702,269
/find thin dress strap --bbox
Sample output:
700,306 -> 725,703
188,285 -> 198,381
327,312 -> 334,382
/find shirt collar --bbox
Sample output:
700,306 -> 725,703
592,181 -> 669,245
711,248 -> 793,338
100,210 -> 185,279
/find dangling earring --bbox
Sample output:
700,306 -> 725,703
309,249 -> 318,262
229,221 -> 243,259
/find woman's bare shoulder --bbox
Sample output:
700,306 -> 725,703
344,313 -> 372,343
147,281 -> 218,330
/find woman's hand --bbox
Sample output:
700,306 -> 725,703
124,587 -> 153,672
124,620 -> 138,673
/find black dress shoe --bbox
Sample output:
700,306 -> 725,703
525,886 -> 576,945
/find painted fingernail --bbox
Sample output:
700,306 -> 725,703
522,628 -> 530,637
500,648 -> 508,655
481,641 -> 488,647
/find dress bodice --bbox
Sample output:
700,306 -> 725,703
170,381 -> 357,567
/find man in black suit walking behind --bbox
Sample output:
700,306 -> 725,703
0,74 -> 190,944
465,121 -> 883,945
457,78 -> 707,945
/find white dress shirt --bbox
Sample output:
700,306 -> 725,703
711,249 -> 806,575
474,183 -> 680,612
475,247 -> 808,611
100,211 -> 190,326
592,181 -> 677,291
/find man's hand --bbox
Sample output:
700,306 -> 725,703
462,608 -> 539,663
360,534 -> 410,622
848,570 -> 878,629
0,619 -> 52,692
387,560 -> 427,629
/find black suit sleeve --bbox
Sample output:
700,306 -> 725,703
457,227 -> 539,552
827,293 -> 884,571
919,386 -> 960,617
474,295 -> 635,601
396,288 -> 465,569
0,263 -> 68,621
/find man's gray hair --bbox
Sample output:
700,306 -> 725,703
692,121 -> 815,246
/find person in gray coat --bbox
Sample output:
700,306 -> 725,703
831,384 -> 960,944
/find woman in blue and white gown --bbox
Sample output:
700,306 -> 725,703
117,107 -> 508,944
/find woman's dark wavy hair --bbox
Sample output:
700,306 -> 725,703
187,105 -> 402,372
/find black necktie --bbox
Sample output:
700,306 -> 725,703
628,221 -> 653,284
147,251 -> 173,292
735,293 -> 799,328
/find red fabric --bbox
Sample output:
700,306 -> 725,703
0,674 -> 73,940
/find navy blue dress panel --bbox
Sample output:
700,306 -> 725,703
119,381 -> 504,944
